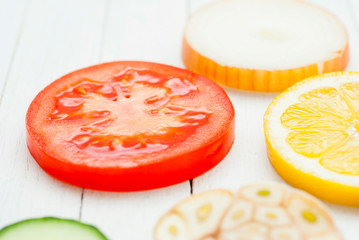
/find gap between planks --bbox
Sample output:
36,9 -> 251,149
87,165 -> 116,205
77,0 -> 194,222
79,189 -> 85,221
78,0 -> 110,222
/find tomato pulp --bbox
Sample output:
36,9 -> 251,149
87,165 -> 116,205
26,62 -> 235,191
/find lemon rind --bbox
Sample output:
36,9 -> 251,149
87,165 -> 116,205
264,72 -> 359,206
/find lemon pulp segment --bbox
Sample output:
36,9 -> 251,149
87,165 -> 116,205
264,72 -> 359,206
281,82 -> 359,174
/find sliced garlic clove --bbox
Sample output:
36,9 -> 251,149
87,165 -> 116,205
155,183 -> 342,240
219,232 -> 267,240
154,212 -> 189,240
220,200 -> 254,231
270,227 -> 302,240
175,190 -> 234,239
237,222 -> 269,235
219,223 -> 268,240
286,192 -> 333,235
254,205 -> 292,226
239,183 -> 286,205
307,232 -> 344,240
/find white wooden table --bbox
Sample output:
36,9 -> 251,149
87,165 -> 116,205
0,0 -> 358,239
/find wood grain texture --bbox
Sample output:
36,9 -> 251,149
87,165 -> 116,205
0,0 -> 105,226
189,0 -> 359,239
348,0 -> 359,39
0,0 -> 358,239
0,0 -> 27,102
296,1 -> 359,238
80,0 -> 190,239
309,0 -> 359,70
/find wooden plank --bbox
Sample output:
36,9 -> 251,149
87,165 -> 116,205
306,2 -> 359,238
188,0 -> 280,194
309,0 -> 359,71
188,0 -> 213,14
0,0 -> 27,100
303,2 -> 359,238
0,0 -> 105,226
188,0 -> 280,200
187,0 -> 281,190
348,0 -> 359,37
192,89 -> 279,190
98,0 -> 187,65
189,0 -> 359,239
80,0 -> 190,239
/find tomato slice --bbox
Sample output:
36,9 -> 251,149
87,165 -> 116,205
26,62 -> 235,191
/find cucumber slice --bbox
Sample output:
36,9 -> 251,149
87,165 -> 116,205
0,217 -> 108,240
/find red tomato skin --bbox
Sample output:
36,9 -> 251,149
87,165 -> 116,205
26,120 -> 234,191
26,61 -> 235,191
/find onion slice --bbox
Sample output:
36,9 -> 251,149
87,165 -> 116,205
182,0 -> 349,92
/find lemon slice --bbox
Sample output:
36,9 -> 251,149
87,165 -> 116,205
264,72 -> 359,206
154,183 -> 342,240
183,0 -> 348,91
